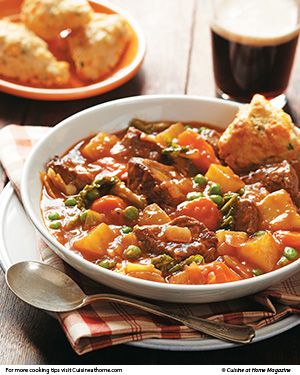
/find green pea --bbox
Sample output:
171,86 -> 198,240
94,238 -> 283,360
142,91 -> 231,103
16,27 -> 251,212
64,197 -> 77,206
283,246 -> 299,260
278,256 -> 289,267
48,212 -> 60,221
49,221 -> 61,229
122,226 -> 133,234
193,174 -> 207,187
124,206 -> 139,221
186,192 -> 203,201
123,245 -> 142,259
210,195 -> 223,207
98,259 -> 116,269
252,230 -> 267,237
252,268 -> 263,277
85,188 -> 100,202
209,183 -> 222,196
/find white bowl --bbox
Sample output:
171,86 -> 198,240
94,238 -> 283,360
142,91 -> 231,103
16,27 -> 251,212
21,95 -> 300,303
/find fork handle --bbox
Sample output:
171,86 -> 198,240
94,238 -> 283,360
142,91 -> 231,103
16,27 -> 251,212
82,293 -> 255,344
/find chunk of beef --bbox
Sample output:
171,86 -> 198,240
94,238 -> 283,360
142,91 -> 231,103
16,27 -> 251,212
290,159 -> 300,181
127,157 -> 191,208
242,160 -> 300,207
233,198 -> 260,234
241,183 -> 269,203
164,154 -> 200,177
134,215 -> 218,261
47,154 -> 97,194
110,127 -> 163,161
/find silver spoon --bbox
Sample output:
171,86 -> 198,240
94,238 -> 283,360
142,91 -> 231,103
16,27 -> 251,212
6,261 -> 255,344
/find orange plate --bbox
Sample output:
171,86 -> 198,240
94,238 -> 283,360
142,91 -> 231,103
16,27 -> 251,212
0,0 -> 146,101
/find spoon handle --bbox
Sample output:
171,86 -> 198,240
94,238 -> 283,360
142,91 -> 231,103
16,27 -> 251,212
82,293 -> 255,344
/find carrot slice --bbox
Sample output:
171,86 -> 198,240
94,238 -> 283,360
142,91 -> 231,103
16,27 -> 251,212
175,197 -> 221,230
177,129 -> 219,172
91,195 -> 127,225
273,230 -> 300,250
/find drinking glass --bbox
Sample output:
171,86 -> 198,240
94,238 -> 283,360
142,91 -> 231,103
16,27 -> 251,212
210,0 -> 300,102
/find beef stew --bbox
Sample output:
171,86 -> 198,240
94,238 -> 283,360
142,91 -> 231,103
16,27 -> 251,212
41,98 -> 300,285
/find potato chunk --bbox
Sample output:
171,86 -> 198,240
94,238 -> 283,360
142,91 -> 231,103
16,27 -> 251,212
257,189 -> 300,231
155,122 -> 185,146
216,230 -> 248,256
124,263 -> 164,283
138,203 -> 171,225
73,223 -> 116,259
237,232 -> 281,273
205,164 -> 245,193
81,132 -> 119,160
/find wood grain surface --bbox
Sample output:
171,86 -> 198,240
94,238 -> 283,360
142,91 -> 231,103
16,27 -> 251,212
0,0 -> 300,365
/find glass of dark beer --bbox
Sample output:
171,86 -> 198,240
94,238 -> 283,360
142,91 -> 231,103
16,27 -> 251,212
210,0 -> 300,102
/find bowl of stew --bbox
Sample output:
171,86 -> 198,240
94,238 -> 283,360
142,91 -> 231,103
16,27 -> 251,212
21,95 -> 300,303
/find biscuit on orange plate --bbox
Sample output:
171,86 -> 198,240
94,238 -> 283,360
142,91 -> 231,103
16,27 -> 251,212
0,20 -> 70,86
67,13 -> 131,81
21,0 -> 93,40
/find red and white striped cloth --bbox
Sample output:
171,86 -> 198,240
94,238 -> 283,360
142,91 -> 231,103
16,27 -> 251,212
0,124 -> 300,355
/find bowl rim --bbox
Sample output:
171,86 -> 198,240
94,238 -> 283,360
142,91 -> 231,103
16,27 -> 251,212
21,94 -> 300,292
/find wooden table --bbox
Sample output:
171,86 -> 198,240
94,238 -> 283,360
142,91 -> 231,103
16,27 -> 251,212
1,0 -> 300,365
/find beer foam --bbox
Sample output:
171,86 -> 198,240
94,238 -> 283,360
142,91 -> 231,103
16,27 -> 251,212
211,0 -> 300,46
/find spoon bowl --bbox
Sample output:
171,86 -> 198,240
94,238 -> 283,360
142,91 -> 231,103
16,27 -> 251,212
6,261 -> 86,312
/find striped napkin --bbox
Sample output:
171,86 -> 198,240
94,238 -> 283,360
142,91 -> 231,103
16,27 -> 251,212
0,124 -> 300,355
